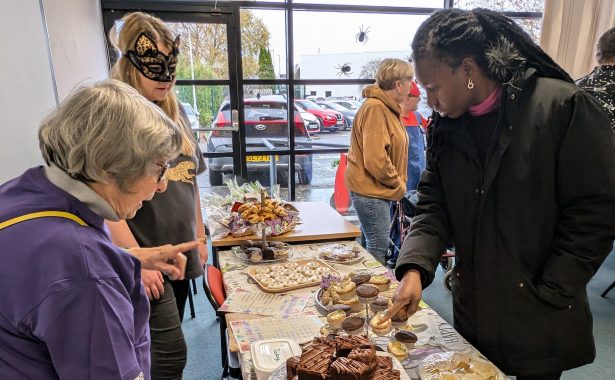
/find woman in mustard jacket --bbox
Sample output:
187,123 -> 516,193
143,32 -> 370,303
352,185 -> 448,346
345,58 -> 413,262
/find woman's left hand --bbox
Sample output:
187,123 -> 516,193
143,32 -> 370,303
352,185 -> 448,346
198,240 -> 208,267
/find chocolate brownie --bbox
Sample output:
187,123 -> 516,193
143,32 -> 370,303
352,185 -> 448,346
376,355 -> 393,370
297,345 -> 334,380
347,348 -> 377,375
286,356 -> 300,380
372,368 -> 400,380
327,357 -> 370,380
313,336 -> 337,349
335,335 -> 373,357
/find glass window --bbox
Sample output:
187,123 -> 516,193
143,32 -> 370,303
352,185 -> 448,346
513,17 -> 543,44
454,0 -> 545,13
293,11 -> 426,79
295,84 -> 363,150
241,85 -> 291,150
166,22 -> 229,80
294,0 -> 443,7
294,152 -> 356,218
175,84 -> 229,142
240,9 -> 286,79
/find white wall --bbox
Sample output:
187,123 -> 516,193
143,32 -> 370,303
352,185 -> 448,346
0,0 -> 107,183
0,0 -> 57,183
43,0 -> 108,101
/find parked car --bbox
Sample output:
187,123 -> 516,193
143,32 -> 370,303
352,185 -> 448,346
317,101 -> 356,130
306,95 -> 326,103
294,99 -> 344,132
207,99 -> 313,186
180,102 -> 202,140
295,103 -> 321,133
327,99 -> 362,111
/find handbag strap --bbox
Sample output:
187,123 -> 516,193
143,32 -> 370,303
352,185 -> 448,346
0,211 -> 88,231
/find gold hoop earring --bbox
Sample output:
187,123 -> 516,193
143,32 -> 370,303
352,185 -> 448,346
467,77 -> 474,90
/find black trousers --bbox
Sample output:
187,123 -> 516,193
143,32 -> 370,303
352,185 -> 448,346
170,279 -> 190,322
516,371 -> 562,380
149,280 -> 187,380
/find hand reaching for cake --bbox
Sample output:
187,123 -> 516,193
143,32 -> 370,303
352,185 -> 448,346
380,269 -> 422,324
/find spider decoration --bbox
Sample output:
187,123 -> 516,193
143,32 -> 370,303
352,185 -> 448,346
355,24 -> 371,45
335,62 -> 353,78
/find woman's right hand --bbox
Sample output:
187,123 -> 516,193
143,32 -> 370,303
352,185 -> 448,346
142,269 -> 164,300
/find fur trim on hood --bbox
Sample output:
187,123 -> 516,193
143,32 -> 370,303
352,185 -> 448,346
485,36 -> 527,85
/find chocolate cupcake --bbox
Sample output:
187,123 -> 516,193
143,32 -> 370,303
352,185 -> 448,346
244,247 -> 261,258
327,304 -> 351,313
262,247 -> 275,261
394,330 -> 418,348
355,284 -> 379,303
370,296 -> 389,312
341,316 -> 365,336
240,239 -> 254,251
350,274 -> 371,286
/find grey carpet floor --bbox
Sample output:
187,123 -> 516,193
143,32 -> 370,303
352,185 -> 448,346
182,247 -> 615,379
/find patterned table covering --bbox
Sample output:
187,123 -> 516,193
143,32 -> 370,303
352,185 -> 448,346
218,241 -> 505,380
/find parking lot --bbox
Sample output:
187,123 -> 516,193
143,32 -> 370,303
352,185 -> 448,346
197,129 -> 352,204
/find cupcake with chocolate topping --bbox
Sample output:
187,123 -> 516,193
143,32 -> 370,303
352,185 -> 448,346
350,274 -> 371,286
370,296 -> 389,312
342,316 -> 365,335
356,285 -> 379,303
394,330 -> 418,349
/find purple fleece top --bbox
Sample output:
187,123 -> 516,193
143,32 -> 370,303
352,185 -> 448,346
0,167 -> 150,379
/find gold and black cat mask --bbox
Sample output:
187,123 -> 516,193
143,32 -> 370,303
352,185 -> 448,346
125,32 -> 180,82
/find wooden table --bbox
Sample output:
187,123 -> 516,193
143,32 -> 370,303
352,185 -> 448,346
209,201 -> 360,266
217,242 -> 506,379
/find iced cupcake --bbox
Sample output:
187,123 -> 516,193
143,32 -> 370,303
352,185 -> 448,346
387,340 -> 408,360
368,275 -> 391,291
327,310 -> 347,330
370,313 -> 392,336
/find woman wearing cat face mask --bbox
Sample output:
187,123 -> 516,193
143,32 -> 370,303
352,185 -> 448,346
107,12 -> 208,380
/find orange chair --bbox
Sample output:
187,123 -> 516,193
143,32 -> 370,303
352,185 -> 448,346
203,264 -> 240,379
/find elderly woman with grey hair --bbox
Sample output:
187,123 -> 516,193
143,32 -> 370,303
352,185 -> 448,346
0,80 -> 200,380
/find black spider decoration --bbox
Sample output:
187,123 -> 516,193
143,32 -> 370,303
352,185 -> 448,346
355,24 -> 371,45
335,62 -> 353,78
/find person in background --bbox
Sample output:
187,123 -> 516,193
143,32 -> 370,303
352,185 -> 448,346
401,79 -> 428,193
0,80 -> 198,379
382,8 -> 615,380
345,58 -> 412,263
106,12 -> 208,380
387,80 -> 429,268
577,26 -> 615,131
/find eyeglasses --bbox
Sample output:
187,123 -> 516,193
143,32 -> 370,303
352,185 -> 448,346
156,162 -> 170,183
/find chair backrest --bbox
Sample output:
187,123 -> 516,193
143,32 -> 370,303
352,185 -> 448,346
203,263 -> 226,311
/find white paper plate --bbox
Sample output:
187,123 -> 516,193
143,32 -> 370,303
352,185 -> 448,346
317,243 -> 364,265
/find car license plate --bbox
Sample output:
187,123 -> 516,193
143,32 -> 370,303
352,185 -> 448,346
246,155 -> 279,162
